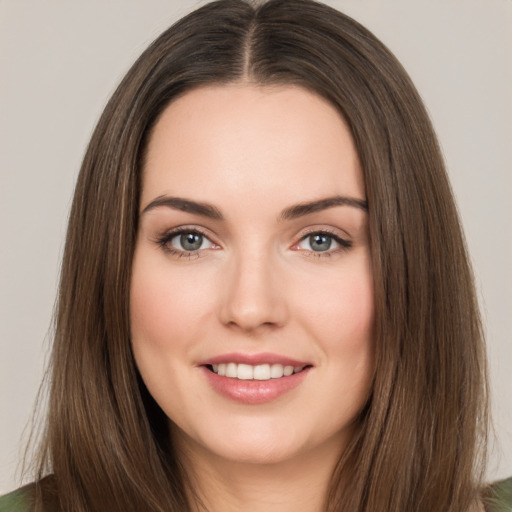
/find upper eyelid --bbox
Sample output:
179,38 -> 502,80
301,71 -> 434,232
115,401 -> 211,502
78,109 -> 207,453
160,225 -> 217,240
294,225 -> 352,241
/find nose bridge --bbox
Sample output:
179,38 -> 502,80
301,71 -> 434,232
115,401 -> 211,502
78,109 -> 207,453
219,243 -> 287,331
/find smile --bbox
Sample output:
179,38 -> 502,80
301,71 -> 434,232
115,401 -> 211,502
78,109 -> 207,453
200,353 -> 313,404
209,363 -> 306,380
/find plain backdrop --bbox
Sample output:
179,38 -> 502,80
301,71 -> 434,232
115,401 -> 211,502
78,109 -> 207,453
1,0 -> 511,494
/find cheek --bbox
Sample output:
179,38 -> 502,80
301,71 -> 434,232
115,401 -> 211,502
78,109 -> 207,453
296,257 -> 375,409
129,258 -> 178,397
301,263 -> 374,350
129,253 -> 215,414
130,256 -> 212,350
324,279 -> 374,386
335,280 -> 374,341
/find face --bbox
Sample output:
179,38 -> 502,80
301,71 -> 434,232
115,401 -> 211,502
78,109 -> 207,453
130,84 -> 374,467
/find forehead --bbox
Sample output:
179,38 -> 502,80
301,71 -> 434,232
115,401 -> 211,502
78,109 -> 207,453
141,83 -> 365,209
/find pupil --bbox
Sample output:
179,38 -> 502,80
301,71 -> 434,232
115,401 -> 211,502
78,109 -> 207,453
181,233 -> 202,251
310,234 -> 331,251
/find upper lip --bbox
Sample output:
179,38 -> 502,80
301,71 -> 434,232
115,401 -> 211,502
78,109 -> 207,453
199,352 -> 311,367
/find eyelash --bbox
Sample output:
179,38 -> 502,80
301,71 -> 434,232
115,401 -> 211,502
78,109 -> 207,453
295,229 -> 353,258
154,227 -> 352,259
155,227 -> 215,259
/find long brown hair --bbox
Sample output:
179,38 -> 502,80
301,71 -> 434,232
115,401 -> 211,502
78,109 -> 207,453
30,1 -> 488,510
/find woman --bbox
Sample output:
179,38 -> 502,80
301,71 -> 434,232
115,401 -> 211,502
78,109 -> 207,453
1,0 -> 510,510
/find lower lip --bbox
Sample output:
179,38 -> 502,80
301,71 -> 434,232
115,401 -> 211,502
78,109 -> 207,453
200,366 -> 311,405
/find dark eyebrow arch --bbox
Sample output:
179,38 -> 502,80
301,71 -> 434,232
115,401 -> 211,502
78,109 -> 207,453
141,196 -> 223,220
279,195 -> 368,221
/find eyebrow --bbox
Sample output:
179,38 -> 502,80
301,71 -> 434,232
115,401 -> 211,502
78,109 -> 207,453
279,195 -> 368,220
141,196 -> 223,219
141,194 -> 368,220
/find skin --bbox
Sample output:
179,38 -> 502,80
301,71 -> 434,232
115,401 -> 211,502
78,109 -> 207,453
130,83 -> 375,512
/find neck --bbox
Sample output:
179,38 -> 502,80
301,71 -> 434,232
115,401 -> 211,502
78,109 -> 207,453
176,434 -> 344,512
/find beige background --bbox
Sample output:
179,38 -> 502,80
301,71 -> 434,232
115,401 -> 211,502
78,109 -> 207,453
1,0 -> 511,494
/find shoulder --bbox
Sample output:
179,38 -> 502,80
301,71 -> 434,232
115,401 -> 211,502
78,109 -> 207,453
0,485 -> 33,512
0,477 -> 58,512
484,477 -> 512,512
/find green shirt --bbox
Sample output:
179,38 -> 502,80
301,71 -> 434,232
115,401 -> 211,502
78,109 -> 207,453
1,477 -> 511,511
0,486 -> 33,512
485,477 -> 512,512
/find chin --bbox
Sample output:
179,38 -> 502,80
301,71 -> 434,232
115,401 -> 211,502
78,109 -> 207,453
173,415 -> 347,468
172,419 -> 299,465
216,436 -> 300,465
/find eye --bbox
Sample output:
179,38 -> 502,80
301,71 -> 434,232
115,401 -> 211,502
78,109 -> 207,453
299,233 -> 335,252
156,228 -> 218,256
295,231 -> 352,254
171,232 -> 211,252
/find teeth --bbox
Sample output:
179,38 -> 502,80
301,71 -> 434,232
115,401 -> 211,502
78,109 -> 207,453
226,362 -> 237,378
211,363 -> 305,380
253,364 -> 270,380
237,363 -> 253,380
270,364 -> 284,378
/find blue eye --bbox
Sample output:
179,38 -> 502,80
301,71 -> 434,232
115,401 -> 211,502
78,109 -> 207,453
156,229 -> 216,256
296,232 -> 351,254
305,233 -> 334,252
172,232 -> 207,251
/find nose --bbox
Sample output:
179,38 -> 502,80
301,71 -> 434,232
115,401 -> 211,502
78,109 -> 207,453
219,251 -> 288,332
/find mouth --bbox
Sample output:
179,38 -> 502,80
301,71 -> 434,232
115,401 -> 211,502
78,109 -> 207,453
199,354 -> 312,404
199,353 -> 313,403
205,362 -> 310,381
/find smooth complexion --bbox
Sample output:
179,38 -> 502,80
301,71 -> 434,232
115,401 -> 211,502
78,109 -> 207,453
130,84 -> 374,512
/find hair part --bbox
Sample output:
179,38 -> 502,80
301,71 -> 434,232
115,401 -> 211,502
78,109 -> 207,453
31,1 -> 488,511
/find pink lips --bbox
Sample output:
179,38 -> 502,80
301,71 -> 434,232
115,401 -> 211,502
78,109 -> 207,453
198,352 -> 312,405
